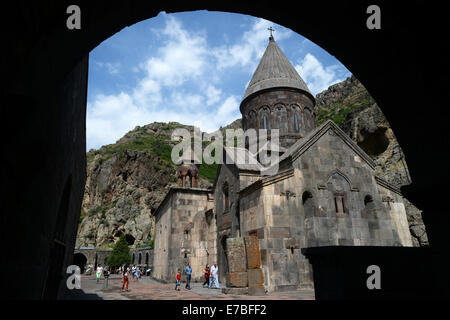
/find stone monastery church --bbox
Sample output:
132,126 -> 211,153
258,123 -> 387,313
152,35 -> 413,294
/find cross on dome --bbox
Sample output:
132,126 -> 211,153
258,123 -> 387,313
267,26 -> 275,39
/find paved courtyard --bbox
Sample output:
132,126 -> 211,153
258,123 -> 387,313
64,274 -> 315,300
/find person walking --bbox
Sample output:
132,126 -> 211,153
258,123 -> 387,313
136,266 -> 141,280
132,265 -> 136,280
122,265 -> 130,292
185,263 -> 192,290
203,264 -> 210,288
103,267 -> 110,288
96,264 -> 103,284
209,262 -> 220,289
175,269 -> 181,291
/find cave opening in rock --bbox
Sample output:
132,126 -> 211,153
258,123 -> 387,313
357,127 -> 390,157
125,234 -> 135,246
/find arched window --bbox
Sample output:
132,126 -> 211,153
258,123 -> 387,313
222,182 -> 230,212
138,253 -> 142,264
326,171 -> 351,216
303,107 -> 313,131
364,195 -> 375,217
302,191 -> 314,218
263,115 -> 268,130
145,252 -> 149,265
132,253 -> 135,264
334,195 -> 346,214
294,113 -> 299,132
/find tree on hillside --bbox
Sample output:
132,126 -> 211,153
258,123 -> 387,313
105,234 -> 131,268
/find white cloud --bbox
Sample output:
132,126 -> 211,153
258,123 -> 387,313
86,92 -> 149,149
96,61 -> 121,75
143,15 -> 208,87
295,53 -> 348,95
132,78 -> 162,107
212,18 -> 292,72
216,95 -> 240,123
206,85 -> 222,106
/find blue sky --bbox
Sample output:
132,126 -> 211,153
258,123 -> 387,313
87,11 -> 351,151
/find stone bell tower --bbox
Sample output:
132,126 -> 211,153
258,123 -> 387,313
240,33 -> 316,150
177,162 -> 199,188
174,130 -> 201,188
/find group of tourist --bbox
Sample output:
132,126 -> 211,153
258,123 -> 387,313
174,262 -> 220,291
119,264 -> 146,291
94,262 -> 221,292
93,264 -> 147,291
95,265 -> 111,283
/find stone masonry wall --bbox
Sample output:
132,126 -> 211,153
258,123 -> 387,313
153,197 -> 171,280
375,183 -> 413,246
296,129 -> 406,247
238,123 -> 414,292
154,189 -> 214,282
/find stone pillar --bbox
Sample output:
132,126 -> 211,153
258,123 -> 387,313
226,237 -> 248,287
244,236 -> 265,295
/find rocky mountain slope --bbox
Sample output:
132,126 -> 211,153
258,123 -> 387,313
76,76 -> 428,249
76,122 -> 213,248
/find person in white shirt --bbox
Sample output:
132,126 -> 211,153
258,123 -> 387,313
209,262 -> 220,289
131,266 -> 135,280
96,265 -> 103,283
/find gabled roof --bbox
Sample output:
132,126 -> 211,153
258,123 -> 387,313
276,119 -> 377,170
375,175 -> 403,195
241,37 -> 313,104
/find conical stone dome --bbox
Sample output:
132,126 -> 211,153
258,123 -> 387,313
239,36 -> 317,149
242,37 -> 313,103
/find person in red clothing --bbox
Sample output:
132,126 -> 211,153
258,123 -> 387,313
203,264 -> 210,288
121,264 -> 130,292
175,269 -> 181,291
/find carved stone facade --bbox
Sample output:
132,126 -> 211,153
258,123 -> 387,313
241,89 -> 316,149
236,121 -> 412,291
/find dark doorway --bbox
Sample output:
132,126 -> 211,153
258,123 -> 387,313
73,253 -> 88,273
302,191 -> 314,218
219,235 -> 229,285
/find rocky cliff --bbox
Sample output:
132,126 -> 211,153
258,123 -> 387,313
76,122 -> 212,248
315,75 -> 428,246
